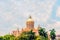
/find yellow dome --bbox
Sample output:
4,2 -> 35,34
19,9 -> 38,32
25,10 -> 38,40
27,16 -> 34,22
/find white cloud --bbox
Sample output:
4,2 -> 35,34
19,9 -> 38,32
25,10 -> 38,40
23,0 -> 57,23
56,6 -> 60,17
56,31 -> 60,35
54,21 -> 60,27
46,21 -> 60,29
0,0 -> 57,35
0,13 -> 14,22
45,21 -> 60,34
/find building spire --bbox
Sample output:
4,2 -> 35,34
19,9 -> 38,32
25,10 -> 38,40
38,25 -> 41,29
29,15 -> 32,19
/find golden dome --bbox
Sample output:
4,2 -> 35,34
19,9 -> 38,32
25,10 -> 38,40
26,16 -> 34,22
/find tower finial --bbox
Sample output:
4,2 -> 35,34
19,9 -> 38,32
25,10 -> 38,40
38,25 -> 41,29
29,15 -> 32,19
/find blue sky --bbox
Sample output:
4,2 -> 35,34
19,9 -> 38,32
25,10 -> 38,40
0,0 -> 60,35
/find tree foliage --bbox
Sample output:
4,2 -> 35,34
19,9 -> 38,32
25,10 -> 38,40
38,27 -> 48,40
0,28 -> 56,40
18,30 -> 36,40
38,28 -> 48,38
50,29 -> 56,40
0,36 -> 4,40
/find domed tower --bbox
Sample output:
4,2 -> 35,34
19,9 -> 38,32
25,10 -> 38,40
26,16 -> 34,29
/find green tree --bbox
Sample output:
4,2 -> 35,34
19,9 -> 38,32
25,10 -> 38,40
0,36 -> 4,40
38,28 -> 48,40
36,35 -> 49,40
18,30 -> 36,40
38,28 -> 48,38
50,29 -> 56,40
3,34 -> 15,40
27,30 -> 36,40
18,31 -> 29,40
